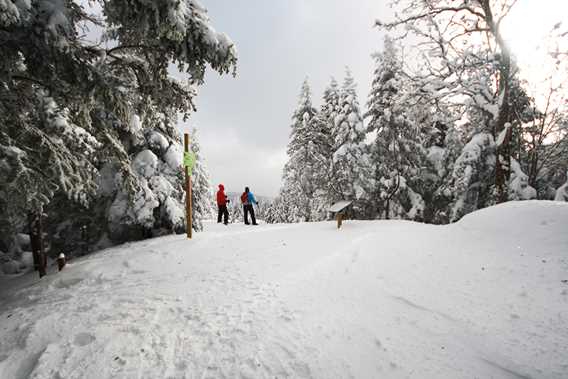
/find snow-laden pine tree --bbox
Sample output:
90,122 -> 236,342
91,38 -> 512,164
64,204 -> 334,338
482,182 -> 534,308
379,0 -> 518,204
378,0 -> 543,220
328,68 -> 367,217
306,77 -> 343,219
0,0 -> 237,254
105,115 -> 186,241
447,133 -> 497,222
363,36 -> 427,220
280,79 -> 322,222
425,116 -> 464,224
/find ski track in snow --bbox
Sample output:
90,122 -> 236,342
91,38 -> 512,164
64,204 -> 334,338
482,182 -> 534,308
0,201 -> 567,378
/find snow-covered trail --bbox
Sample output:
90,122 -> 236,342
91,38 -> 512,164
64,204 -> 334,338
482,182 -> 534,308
0,201 -> 567,378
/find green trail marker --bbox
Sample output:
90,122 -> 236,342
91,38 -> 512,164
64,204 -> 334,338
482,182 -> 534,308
183,151 -> 196,175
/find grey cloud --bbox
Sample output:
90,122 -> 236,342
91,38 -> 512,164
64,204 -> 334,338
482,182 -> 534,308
186,0 -> 391,197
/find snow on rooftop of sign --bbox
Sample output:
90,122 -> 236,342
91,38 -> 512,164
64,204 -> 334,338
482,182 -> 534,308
328,200 -> 353,212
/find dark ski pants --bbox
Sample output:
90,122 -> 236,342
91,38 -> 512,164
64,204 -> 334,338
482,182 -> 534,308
243,204 -> 257,225
217,205 -> 229,224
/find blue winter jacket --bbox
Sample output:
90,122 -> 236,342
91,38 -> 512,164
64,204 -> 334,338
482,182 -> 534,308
247,192 -> 258,205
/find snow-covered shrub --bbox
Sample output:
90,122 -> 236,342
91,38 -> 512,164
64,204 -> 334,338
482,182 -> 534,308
265,195 -> 296,224
555,171 -> 568,202
508,159 -> 537,201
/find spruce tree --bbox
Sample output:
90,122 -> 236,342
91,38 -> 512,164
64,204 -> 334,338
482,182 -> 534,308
328,68 -> 367,216
190,129 -> 214,232
281,79 -> 320,222
309,78 -> 341,219
364,36 -> 426,220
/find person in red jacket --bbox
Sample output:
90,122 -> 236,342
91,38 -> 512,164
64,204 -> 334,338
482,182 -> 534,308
216,184 -> 229,225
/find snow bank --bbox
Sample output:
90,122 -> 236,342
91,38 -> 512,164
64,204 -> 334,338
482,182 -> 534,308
1,201 -> 567,378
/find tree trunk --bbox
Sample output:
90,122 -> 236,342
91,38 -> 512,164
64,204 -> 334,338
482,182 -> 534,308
495,124 -> 512,203
528,149 -> 539,189
493,50 -> 513,203
28,211 -> 46,278
384,174 -> 400,220
481,0 -> 512,204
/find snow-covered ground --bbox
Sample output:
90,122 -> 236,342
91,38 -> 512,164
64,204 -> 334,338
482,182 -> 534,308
1,201 -> 567,379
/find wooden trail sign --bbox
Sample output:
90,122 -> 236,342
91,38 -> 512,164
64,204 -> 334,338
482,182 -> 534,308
328,201 -> 352,230
184,133 -> 193,239
328,200 -> 352,213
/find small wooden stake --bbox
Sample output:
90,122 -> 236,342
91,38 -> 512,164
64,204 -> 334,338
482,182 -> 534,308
184,133 -> 193,239
57,253 -> 66,271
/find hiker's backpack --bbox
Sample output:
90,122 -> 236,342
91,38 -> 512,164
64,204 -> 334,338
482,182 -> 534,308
241,192 -> 248,204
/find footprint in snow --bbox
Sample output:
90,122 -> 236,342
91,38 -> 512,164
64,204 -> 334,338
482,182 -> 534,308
74,332 -> 96,347
52,277 -> 83,289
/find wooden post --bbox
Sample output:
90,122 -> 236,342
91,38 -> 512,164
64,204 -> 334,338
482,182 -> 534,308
337,213 -> 343,229
184,133 -> 193,239
57,253 -> 66,271
81,224 -> 89,254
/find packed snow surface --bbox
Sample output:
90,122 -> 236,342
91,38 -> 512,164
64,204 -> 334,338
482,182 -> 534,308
1,201 -> 567,378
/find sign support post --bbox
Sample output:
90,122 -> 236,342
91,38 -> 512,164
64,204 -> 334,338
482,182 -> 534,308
184,133 -> 193,239
336,212 -> 343,229
328,201 -> 352,231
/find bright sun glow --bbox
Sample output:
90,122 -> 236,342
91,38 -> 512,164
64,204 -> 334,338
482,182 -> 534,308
501,1 -> 568,87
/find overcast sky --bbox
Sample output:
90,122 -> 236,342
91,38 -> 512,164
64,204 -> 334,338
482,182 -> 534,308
182,0 -> 391,197
181,1 -> 567,198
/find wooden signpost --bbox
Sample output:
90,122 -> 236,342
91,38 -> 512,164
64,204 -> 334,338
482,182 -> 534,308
183,133 -> 195,239
329,200 -> 352,230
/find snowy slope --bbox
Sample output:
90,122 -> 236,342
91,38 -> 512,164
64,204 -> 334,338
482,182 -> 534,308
0,201 -> 567,379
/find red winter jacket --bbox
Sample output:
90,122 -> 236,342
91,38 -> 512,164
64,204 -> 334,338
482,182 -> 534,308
216,184 -> 227,206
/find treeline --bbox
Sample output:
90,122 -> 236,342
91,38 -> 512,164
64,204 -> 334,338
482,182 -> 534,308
0,1 -> 233,265
267,9 -> 568,224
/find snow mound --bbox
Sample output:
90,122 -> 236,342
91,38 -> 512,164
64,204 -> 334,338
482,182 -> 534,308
457,200 -> 567,233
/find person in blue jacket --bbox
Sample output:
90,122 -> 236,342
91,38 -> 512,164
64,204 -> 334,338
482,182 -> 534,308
240,186 -> 259,225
